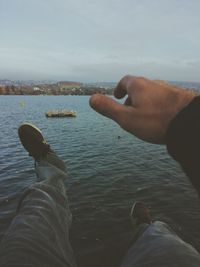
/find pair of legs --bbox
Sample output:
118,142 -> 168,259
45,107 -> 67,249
1,123 -> 200,267
0,124 -> 76,266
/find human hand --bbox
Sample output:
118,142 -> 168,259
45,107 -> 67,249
89,75 -> 197,144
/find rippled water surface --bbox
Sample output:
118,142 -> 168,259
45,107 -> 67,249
1,95 -> 200,267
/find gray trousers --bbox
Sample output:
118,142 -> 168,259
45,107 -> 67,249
121,221 -> 200,267
0,154 -> 77,267
1,153 -> 200,267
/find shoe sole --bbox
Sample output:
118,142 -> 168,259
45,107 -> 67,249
18,123 -> 47,158
19,122 -> 43,135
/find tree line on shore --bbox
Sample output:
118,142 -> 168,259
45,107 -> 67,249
0,83 -> 114,95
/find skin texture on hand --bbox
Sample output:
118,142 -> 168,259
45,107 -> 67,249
89,75 -> 198,144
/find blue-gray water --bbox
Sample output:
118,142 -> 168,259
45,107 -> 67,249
1,89 -> 200,266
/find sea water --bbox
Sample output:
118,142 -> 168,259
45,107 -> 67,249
1,87 -> 200,266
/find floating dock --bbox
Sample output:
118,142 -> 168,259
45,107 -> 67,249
45,110 -> 77,118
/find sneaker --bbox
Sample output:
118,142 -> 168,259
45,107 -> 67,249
18,123 -> 51,161
130,201 -> 152,227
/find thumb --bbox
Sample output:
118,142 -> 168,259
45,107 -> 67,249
89,94 -> 135,125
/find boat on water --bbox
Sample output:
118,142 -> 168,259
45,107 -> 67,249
45,110 -> 77,118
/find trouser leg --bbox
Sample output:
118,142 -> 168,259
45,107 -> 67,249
0,154 -> 77,267
121,221 -> 200,267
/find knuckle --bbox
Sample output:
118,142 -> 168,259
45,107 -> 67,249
123,74 -> 133,80
129,76 -> 148,90
120,75 -> 133,85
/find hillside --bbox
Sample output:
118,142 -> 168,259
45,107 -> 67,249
0,80 -> 114,95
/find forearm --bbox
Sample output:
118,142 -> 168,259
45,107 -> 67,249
166,95 -> 200,195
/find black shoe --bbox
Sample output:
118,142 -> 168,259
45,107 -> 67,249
18,123 -> 51,161
130,201 -> 152,227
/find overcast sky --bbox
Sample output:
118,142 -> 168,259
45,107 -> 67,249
0,0 -> 200,82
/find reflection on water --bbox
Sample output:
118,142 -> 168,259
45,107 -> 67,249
0,95 -> 200,267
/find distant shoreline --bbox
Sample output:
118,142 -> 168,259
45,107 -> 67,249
0,83 -> 114,96
1,80 -> 200,96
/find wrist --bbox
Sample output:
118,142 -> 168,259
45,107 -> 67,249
166,94 -> 200,162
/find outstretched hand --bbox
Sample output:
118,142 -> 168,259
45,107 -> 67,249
89,75 -> 197,144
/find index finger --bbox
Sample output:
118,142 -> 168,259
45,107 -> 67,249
114,75 -> 142,99
114,75 -> 149,99
114,75 -> 132,99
